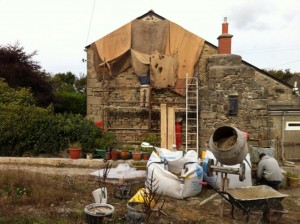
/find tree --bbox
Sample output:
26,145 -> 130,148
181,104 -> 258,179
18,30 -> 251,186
0,78 -> 35,105
0,43 -> 54,107
51,72 -> 87,115
264,69 -> 294,82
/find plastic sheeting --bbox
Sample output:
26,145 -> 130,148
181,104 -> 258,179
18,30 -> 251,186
90,163 -> 146,182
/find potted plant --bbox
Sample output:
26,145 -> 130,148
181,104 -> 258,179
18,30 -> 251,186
95,132 -> 115,159
86,152 -> 93,160
68,142 -> 82,159
132,147 -> 142,161
121,146 -> 129,160
111,149 -> 119,161
142,133 -> 160,147
142,148 -> 152,160
287,172 -> 300,187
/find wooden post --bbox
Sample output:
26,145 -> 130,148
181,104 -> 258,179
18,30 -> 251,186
219,173 -> 229,217
167,106 -> 175,149
160,104 -> 167,148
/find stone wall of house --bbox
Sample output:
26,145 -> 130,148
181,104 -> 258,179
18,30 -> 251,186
199,54 -> 270,148
198,52 -> 300,149
87,42 -> 299,151
86,46 -> 186,147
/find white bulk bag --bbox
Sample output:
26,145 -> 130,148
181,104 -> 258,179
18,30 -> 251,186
146,148 -> 203,199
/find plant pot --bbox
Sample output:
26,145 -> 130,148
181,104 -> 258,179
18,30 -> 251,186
142,152 -> 150,160
111,150 -> 119,161
86,153 -> 93,160
105,152 -> 111,160
84,203 -> 114,224
121,151 -> 129,160
132,151 -> 142,161
127,202 -> 145,224
287,177 -> 300,187
95,149 -> 106,159
68,148 -> 81,159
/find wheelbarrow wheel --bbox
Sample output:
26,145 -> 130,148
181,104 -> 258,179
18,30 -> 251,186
231,205 -> 246,220
263,204 -> 283,223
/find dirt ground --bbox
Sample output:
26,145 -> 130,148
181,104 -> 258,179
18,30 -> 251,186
1,163 -> 300,224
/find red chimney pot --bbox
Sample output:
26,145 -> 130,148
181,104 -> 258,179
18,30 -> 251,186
218,17 -> 233,54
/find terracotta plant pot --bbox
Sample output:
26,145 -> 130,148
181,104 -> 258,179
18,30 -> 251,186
142,152 -> 150,160
287,177 -> 300,187
105,152 -> 111,160
132,151 -> 142,161
68,148 -> 81,159
111,150 -> 119,161
121,151 -> 129,160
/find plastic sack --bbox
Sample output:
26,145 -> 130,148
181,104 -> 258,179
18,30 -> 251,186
146,148 -> 203,199
202,150 -> 252,189
90,163 -> 146,181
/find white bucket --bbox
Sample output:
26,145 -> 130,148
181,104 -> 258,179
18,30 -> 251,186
92,187 -> 108,204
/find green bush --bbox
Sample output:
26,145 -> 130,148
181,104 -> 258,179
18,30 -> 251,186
0,104 -> 101,156
0,78 -> 100,157
54,91 -> 86,116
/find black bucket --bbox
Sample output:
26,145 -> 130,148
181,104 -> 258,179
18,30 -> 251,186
127,202 -> 145,224
84,203 -> 114,224
209,126 -> 248,165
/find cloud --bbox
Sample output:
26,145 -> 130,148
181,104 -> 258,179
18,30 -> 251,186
228,1 -> 275,31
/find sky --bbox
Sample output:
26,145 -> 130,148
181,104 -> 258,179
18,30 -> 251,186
1,0 -> 300,76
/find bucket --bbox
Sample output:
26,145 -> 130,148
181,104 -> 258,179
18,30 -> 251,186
128,188 -> 155,207
209,126 -> 248,165
127,202 -> 145,224
92,187 -> 108,204
84,203 -> 114,224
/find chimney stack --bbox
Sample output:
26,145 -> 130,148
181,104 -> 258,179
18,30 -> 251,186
218,17 -> 233,54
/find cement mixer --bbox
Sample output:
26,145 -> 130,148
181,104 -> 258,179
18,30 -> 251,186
206,126 -> 249,182
209,126 -> 248,166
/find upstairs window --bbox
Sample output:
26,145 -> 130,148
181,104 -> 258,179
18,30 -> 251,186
228,96 -> 238,115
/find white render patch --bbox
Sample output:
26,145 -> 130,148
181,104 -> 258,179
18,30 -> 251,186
286,121 -> 300,130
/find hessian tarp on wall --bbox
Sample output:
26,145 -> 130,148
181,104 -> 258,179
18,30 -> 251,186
92,18 -> 205,96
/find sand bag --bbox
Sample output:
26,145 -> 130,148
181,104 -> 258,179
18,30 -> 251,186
146,148 -> 202,199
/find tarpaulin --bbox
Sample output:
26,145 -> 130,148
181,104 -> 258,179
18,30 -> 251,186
166,22 -> 205,95
150,51 -> 177,88
131,19 -> 169,54
94,22 -> 131,79
131,49 -> 150,76
95,22 -> 131,62
91,18 -> 205,96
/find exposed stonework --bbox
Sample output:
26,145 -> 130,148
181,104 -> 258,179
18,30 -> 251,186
86,16 -> 300,159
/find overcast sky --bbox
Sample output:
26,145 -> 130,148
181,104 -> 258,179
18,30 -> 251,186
1,0 -> 300,76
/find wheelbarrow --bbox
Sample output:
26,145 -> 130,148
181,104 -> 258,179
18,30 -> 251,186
209,184 -> 288,223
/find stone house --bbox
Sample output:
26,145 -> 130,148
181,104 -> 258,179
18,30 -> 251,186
86,10 -> 300,161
